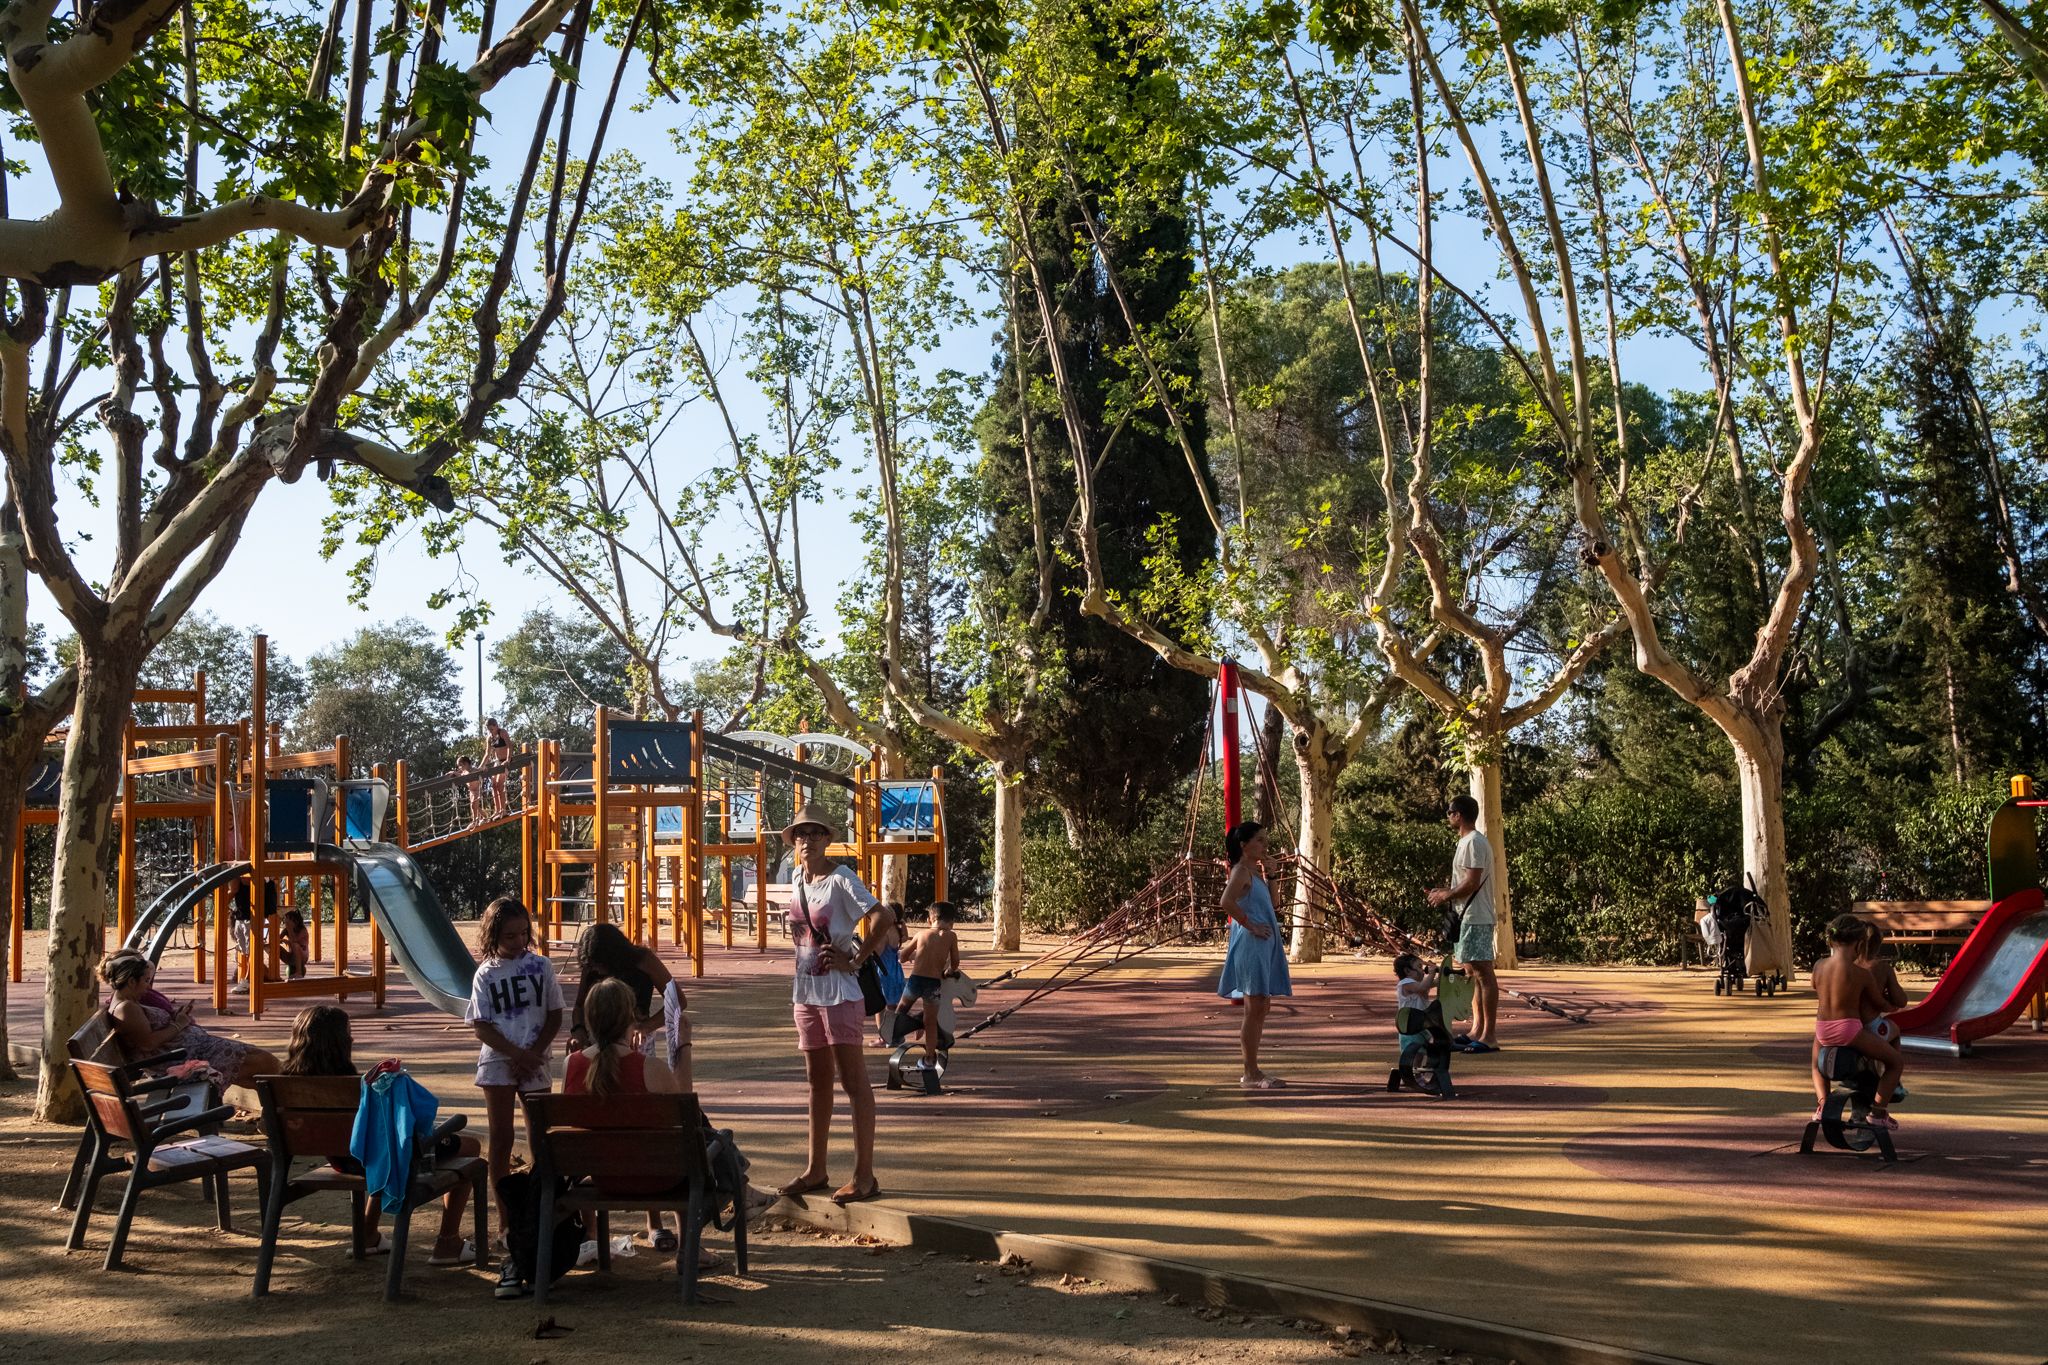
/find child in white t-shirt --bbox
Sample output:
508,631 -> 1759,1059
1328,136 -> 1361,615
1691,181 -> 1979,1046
1394,951 -> 1438,1016
466,896 -> 562,1245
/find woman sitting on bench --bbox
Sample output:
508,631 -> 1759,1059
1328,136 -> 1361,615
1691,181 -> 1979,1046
567,980 -> 767,1269
100,950 -> 279,1091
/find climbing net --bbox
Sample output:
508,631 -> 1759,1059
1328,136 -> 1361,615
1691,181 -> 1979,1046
961,679 -> 1591,1040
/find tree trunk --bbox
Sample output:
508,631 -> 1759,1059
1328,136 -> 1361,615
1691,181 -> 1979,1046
874,741 -> 909,906
1256,703 -> 1285,826
989,759 -> 1024,952
1286,724 -> 1344,964
36,641 -> 147,1122
1468,756 -> 1519,970
1724,713 -> 1794,977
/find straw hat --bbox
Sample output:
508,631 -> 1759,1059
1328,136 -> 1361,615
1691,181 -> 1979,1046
779,802 -> 838,843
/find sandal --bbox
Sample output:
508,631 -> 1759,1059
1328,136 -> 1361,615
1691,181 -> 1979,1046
696,1250 -> 729,1273
831,1180 -> 881,1206
777,1174 -> 831,1198
428,1238 -> 476,1267
1240,1075 -> 1287,1090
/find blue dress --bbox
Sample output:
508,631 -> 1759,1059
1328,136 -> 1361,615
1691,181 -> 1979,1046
1217,873 -> 1292,999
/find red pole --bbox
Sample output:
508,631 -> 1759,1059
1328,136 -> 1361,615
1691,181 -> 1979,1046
1219,661 -> 1241,830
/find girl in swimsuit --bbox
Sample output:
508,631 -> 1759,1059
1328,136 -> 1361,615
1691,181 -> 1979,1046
1810,914 -> 1906,1127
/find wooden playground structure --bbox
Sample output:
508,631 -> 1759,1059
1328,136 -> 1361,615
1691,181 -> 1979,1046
13,640 -> 951,1013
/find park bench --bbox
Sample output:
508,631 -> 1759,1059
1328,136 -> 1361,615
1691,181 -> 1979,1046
1848,900 -> 1989,950
521,1091 -> 747,1306
65,1054 -> 267,1270
58,1010 -> 213,1213
251,1074 -> 490,1301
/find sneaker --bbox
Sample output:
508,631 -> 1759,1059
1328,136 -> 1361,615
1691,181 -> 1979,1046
495,1260 -> 531,1300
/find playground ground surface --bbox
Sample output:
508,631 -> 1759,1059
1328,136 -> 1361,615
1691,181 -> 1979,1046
4,932 -> 2044,1364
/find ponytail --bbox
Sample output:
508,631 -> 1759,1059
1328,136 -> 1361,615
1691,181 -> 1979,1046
1225,821 -> 1265,866
584,978 -> 635,1097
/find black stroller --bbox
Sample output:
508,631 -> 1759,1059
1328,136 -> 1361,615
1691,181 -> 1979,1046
1704,877 -> 1783,997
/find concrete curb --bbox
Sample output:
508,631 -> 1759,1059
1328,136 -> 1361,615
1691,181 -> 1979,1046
775,1196 -> 1706,1365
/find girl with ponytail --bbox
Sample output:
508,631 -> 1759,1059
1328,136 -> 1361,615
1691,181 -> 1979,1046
1216,820 -> 1292,1087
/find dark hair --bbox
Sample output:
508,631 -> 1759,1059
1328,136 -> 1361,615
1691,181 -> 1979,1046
97,950 -> 151,992
1447,794 -> 1480,824
480,896 -> 533,960
1225,821 -> 1265,866
576,921 -> 638,979
1394,952 -> 1422,979
282,909 -> 305,932
282,1004 -> 354,1076
1826,913 -> 1869,945
931,900 -> 957,923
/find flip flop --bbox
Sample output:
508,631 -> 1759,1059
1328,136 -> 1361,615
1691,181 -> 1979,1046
831,1181 -> 881,1206
1464,1041 -> 1501,1054
1240,1075 -> 1287,1090
777,1175 -> 831,1198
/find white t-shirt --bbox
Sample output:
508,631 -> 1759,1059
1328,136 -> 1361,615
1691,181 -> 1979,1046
1453,829 -> 1495,926
789,865 -> 876,1008
467,951 -> 565,1069
1396,977 -> 1432,1013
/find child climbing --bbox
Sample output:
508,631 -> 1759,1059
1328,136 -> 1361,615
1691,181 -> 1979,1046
1811,914 -> 1906,1128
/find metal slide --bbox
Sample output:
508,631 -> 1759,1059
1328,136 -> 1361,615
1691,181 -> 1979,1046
1890,886 -> 2048,1055
345,842 -> 476,1017
128,861 -> 254,964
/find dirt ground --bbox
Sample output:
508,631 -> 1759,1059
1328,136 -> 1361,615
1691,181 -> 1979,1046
0,1085 -> 1496,1365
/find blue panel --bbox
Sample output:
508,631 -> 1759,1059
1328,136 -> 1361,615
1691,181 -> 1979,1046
606,718 -> 694,784
267,779 -> 318,850
25,758 -> 61,807
879,781 -> 937,835
656,805 -> 685,835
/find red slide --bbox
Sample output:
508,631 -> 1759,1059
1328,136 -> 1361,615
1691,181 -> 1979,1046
1888,886 -> 2048,1055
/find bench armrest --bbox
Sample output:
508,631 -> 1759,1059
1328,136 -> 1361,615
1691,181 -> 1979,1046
152,1105 -> 237,1143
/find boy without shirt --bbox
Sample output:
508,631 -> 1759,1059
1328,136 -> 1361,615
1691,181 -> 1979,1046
898,902 -> 961,1065
1811,913 -> 1906,1128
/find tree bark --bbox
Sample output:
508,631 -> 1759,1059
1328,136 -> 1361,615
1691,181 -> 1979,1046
1287,723 -> 1345,964
1723,713 -> 1794,976
1467,756 -> 1518,970
990,759 -> 1025,952
36,638 -> 147,1122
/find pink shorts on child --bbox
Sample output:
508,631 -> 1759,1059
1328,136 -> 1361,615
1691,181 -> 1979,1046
794,999 -> 865,1051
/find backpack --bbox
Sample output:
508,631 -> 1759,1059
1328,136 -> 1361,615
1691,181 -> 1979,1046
496,1171 -> 583,1285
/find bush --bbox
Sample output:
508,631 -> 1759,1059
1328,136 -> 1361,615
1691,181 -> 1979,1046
1020,785 -> 1225,931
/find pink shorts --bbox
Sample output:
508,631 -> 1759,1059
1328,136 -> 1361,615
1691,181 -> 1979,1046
794,999 -> 865,1051
1815,1018 -> 1864,1047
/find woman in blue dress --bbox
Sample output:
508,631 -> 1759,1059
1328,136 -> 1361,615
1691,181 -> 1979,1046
1217,821 -> 1291,1088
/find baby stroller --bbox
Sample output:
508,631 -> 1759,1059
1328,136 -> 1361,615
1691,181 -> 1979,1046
1702,877 -> 1780,997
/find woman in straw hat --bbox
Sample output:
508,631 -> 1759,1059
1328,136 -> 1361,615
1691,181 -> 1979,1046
777,803 -> 883,1204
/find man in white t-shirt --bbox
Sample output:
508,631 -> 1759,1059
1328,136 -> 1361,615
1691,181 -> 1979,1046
1426,794 -> 1500,1053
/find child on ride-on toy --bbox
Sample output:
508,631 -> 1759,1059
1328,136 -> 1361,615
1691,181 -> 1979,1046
1811,914 -> 1906,1129
1389,952 -> 1455,1098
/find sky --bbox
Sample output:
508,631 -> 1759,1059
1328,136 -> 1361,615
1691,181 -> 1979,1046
19,18 -> 1732,737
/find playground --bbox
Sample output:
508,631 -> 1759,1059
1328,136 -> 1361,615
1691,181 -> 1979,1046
8,642 -> 2048,1362
4,927 -> 2044,1363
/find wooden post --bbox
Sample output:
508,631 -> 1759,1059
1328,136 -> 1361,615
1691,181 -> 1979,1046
116,726 -> 136,944
933,765 -> 949,901
593,709 -> 611,926
9,800 -> 24,984
248,634 -> 269,1020
394,759 -> 410,851
212,733 -> 232,1013
370,763 -> 387,1004
688,711 -> 705,975
754,768 -> 768,952
190,669 -> 208,984
334,733 -> 350,975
